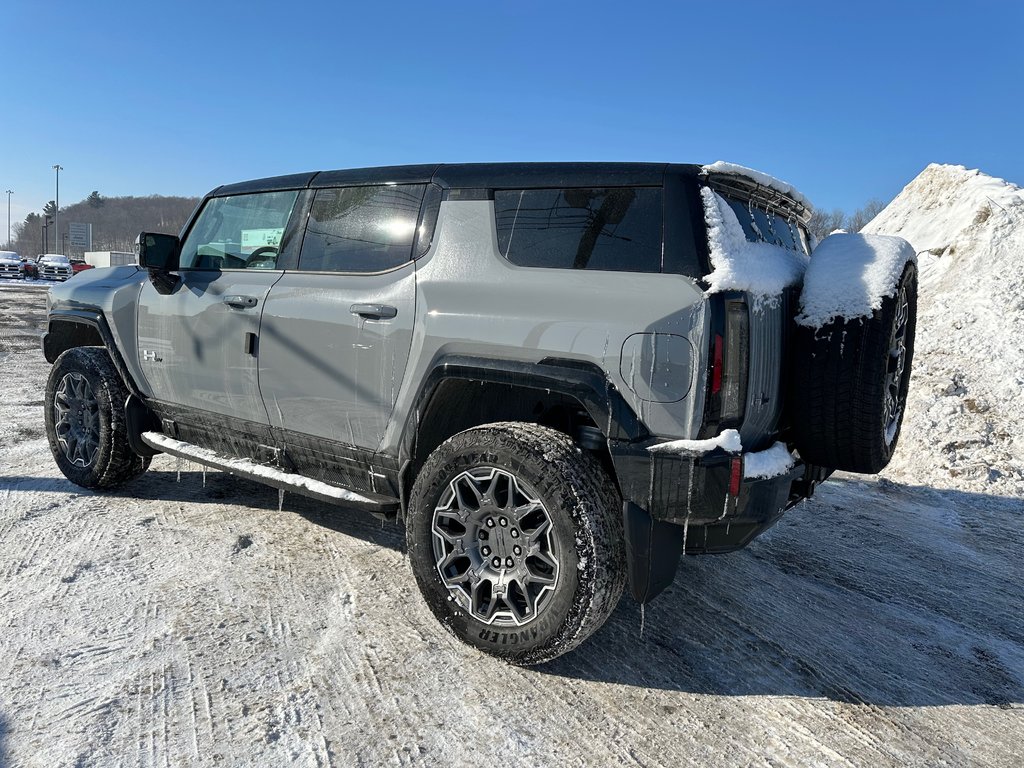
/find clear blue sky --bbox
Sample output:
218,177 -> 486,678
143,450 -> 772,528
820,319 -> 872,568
2,0 -> 1021,232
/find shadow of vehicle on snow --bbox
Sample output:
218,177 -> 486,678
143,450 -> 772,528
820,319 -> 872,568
4,471 -> 1021,708
542,477 -> 1024,708
0,469 -> 405,552
0,712 -> 9,768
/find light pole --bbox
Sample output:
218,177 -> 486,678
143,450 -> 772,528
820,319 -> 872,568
5,190 -> 11,249
52,164 -> 63,254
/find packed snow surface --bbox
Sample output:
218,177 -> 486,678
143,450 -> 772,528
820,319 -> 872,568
701,161 -> 811,209
1,279 -> 1023,766
701,188 -> 808,299
864,163 -> 1024,494
795,232 -> 916,327
743,442 -> 796,480
648,428 -> 742,455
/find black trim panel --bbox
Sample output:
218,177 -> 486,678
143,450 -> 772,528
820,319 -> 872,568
43,310 -> 143,398
145,400 -> 401,501
400,355 -> 649,461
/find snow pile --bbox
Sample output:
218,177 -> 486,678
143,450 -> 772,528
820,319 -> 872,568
795,232 -> 916,327
702,161 -> 811,208
743,442 -> 796,480
863,164 -> 1024,494
701,188 -> 808,299
648,428 -> 742,455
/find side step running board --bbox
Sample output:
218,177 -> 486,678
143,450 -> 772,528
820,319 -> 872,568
140,431 -> 400,516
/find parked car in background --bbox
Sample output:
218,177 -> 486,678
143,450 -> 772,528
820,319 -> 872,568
69,259 -> 95,275
21,256 -> 39,279
0,250 -> 22,279
37,254 -> 73,281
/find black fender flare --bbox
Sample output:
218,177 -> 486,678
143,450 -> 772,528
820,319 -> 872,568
44,310 -> 160,457
43,309 -> 144,399
399,354 -> 649,456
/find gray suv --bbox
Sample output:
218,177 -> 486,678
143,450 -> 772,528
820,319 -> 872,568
41,162 -> 917,663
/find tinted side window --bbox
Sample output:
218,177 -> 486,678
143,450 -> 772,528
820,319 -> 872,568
179,190 -> 299,270
298,184 -> 426,273
494,187 -> 663,273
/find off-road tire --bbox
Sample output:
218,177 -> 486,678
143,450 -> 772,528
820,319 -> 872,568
407,422 -> 625,665
44,346 -> 151,489
790,261 -> 917,473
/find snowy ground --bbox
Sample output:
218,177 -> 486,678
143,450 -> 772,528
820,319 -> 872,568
1,281 -> 1022,767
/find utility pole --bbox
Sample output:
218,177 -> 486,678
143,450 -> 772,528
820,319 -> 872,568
5,190 -> 11,248
52,164 -> 63,254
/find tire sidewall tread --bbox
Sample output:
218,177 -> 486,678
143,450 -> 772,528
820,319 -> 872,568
407,422 -> 625,665
44,346 -> 150,490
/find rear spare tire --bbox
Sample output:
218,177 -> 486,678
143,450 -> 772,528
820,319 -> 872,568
407,422 -> 625,665
790,260 -> 917,473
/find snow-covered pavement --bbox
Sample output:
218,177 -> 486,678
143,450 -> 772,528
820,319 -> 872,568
1,282 -> 1022,766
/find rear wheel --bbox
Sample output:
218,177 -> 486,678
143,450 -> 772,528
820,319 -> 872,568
407,422 -> 625,665
790,261 -> 917,473
44,347 -> 151,489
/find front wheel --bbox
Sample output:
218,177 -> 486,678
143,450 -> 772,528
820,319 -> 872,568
44,347 -> 151,489
407,423 -> 625,665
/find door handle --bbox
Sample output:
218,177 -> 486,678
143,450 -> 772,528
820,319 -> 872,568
223,295 -> 259,309
350,303 -> 398,320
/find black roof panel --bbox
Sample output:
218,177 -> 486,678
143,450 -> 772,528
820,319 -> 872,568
209,162 -> 707,197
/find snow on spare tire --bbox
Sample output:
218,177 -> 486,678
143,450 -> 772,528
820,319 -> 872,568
791,232 -> 918,474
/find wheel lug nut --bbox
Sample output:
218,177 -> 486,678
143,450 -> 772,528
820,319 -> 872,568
491,557 -> 501,568
505,557 -> 514,568
481,546 -> 491,556
499,517 -> 508,527
510,528 -> 519,538
486,518 -> 495,528
513,545 -> 521,556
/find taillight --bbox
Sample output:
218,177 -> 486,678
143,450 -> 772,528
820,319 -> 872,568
711,333 -> 724,394
702,293 -> 750,436
721,299 -> 749,423
729,456 -> 743,496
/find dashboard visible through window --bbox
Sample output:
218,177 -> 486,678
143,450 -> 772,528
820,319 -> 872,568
179,190 -> 300,270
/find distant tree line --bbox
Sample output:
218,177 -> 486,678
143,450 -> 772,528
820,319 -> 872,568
807,199 -> 886,243
10,191 -> 200,257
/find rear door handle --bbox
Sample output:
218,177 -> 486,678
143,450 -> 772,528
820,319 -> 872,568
223,295 -> 259,309
350,303 -> 398,320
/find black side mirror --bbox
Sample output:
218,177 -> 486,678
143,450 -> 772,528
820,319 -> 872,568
137,232 -> 181,294
137,232 -> 180,270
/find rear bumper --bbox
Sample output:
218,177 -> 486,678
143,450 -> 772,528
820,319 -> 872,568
611,439 -> 829,602
614,441 -> 809,527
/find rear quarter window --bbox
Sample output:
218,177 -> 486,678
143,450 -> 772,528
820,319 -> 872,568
493,187 -> 663,273
721,193 -> 809,255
